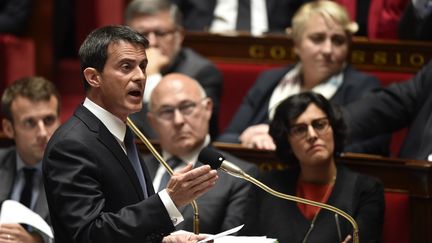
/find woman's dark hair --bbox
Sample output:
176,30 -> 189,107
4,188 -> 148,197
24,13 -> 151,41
269,92 -> 347,166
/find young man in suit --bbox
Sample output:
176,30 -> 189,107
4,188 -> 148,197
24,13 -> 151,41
125,0 -> 222,139
0,76 -> 61,243
146,73 -> 258,234
42,25 -> 218,243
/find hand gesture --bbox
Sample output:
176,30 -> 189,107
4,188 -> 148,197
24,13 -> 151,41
167,163 -> 218,207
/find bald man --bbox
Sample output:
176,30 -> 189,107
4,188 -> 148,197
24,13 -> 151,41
145,73 -> 258,234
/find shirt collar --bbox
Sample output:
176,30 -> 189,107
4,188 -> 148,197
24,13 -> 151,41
15,152 -> 42,172
83,98 -> 127,142
162,135 -> 211,166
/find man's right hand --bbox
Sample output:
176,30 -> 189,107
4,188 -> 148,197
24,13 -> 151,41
145,47 -> 170,75
166,163 -> 218,207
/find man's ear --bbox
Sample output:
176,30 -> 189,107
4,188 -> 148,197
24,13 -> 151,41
83,67 -> 101,88
2,119 -> 15,139
147,111 -> 157,130
203,98 -> 213,119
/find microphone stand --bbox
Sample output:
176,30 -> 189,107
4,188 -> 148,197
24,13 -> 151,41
236,171 -> 359,243
126,117 -> 200,235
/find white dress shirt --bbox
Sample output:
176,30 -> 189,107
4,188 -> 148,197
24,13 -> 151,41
210,0 -> 268,36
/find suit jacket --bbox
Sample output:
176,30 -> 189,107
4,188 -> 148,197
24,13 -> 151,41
129,47 -> 222,139
240,165 -> 385,243
172,0 -> 310,33
0,0 -> 31,35
143,148 -> 258,234
0,147 -> 51,243
43,105 -> 175,243
398,2 -> 432,41
217,64 -> 390,155
346,61 -> 432,160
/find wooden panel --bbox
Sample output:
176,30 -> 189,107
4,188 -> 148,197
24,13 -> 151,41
183,32 -> 432,73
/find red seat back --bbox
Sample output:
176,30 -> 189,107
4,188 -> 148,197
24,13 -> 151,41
0,35 -> 35,94
216,62 -> 281,132
381,192 -> 410,243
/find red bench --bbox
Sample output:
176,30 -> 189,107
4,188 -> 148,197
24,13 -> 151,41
215,61 -> 414,156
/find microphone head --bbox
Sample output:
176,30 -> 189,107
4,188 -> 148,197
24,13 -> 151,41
198,147 -> 225,169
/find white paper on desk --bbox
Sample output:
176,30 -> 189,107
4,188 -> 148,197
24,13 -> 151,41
215,236 -> 277,243
198,224 -> 244,243
0,200 -> 53,238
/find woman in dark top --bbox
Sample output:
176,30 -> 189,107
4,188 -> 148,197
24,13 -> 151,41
241,92 -> 384,243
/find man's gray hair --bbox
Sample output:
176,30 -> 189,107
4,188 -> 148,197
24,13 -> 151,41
124,0 -> 183,27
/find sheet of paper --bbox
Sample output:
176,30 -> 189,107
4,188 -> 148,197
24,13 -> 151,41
0,200 -> 53,238
215,236 -> 277,242
198,224 -> 244,243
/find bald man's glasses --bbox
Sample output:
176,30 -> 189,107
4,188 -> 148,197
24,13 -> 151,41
154,99 -> 206,121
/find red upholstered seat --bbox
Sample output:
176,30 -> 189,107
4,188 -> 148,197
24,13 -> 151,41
216,62 -> 282,132
382,192 -> 410,243
0,35 -> 35,94
215,61 -> 414,156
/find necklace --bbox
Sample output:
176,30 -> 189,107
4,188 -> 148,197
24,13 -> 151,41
298,172 -> 337,243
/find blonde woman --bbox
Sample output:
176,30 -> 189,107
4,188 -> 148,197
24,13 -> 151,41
218,0 -> 389,156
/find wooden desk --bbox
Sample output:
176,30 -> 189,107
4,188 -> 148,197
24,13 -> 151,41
184,32 -> 432,73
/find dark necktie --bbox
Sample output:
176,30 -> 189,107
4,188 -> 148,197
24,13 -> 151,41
158,157 -> 183,192
20,168 -> 36,208
236,0 -> 251,31
124,127 -> 148,197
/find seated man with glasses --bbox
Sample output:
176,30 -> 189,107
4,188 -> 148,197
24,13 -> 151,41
145,73 -> 257,234
125,0 -> 222,140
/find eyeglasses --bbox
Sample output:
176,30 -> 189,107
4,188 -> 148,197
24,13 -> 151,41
154,99 -> 205,121
289,117 -> 330,139
139,29 -> 177,39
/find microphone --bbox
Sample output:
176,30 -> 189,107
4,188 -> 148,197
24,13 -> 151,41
198,147 -> 245,178
126,118 -> 200,234
198,147 -> 360,243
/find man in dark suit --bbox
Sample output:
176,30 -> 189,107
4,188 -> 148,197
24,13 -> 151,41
345,60 -> 432,160
146,73 -> 257,234
125,0 -> 222,139
0,76 -> 61,243
171,0 -> 310,34
398,0 -> 432,40
42,25 -> 218,243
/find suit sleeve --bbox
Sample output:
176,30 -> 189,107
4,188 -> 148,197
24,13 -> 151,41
345,61 -> 432,140
219,163 -> 259,231
43,138 -> 174,243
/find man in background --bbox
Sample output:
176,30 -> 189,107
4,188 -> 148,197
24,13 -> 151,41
0,76 -> 61,243
146,73 -> 257,234
125,0 -> 222,139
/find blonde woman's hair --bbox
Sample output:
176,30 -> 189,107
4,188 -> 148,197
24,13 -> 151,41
289,0 -> 358,43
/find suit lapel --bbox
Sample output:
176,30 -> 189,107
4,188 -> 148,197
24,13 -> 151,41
33,179 -> 49,222
0,152 -> 16,202
75,106 -> 145,200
